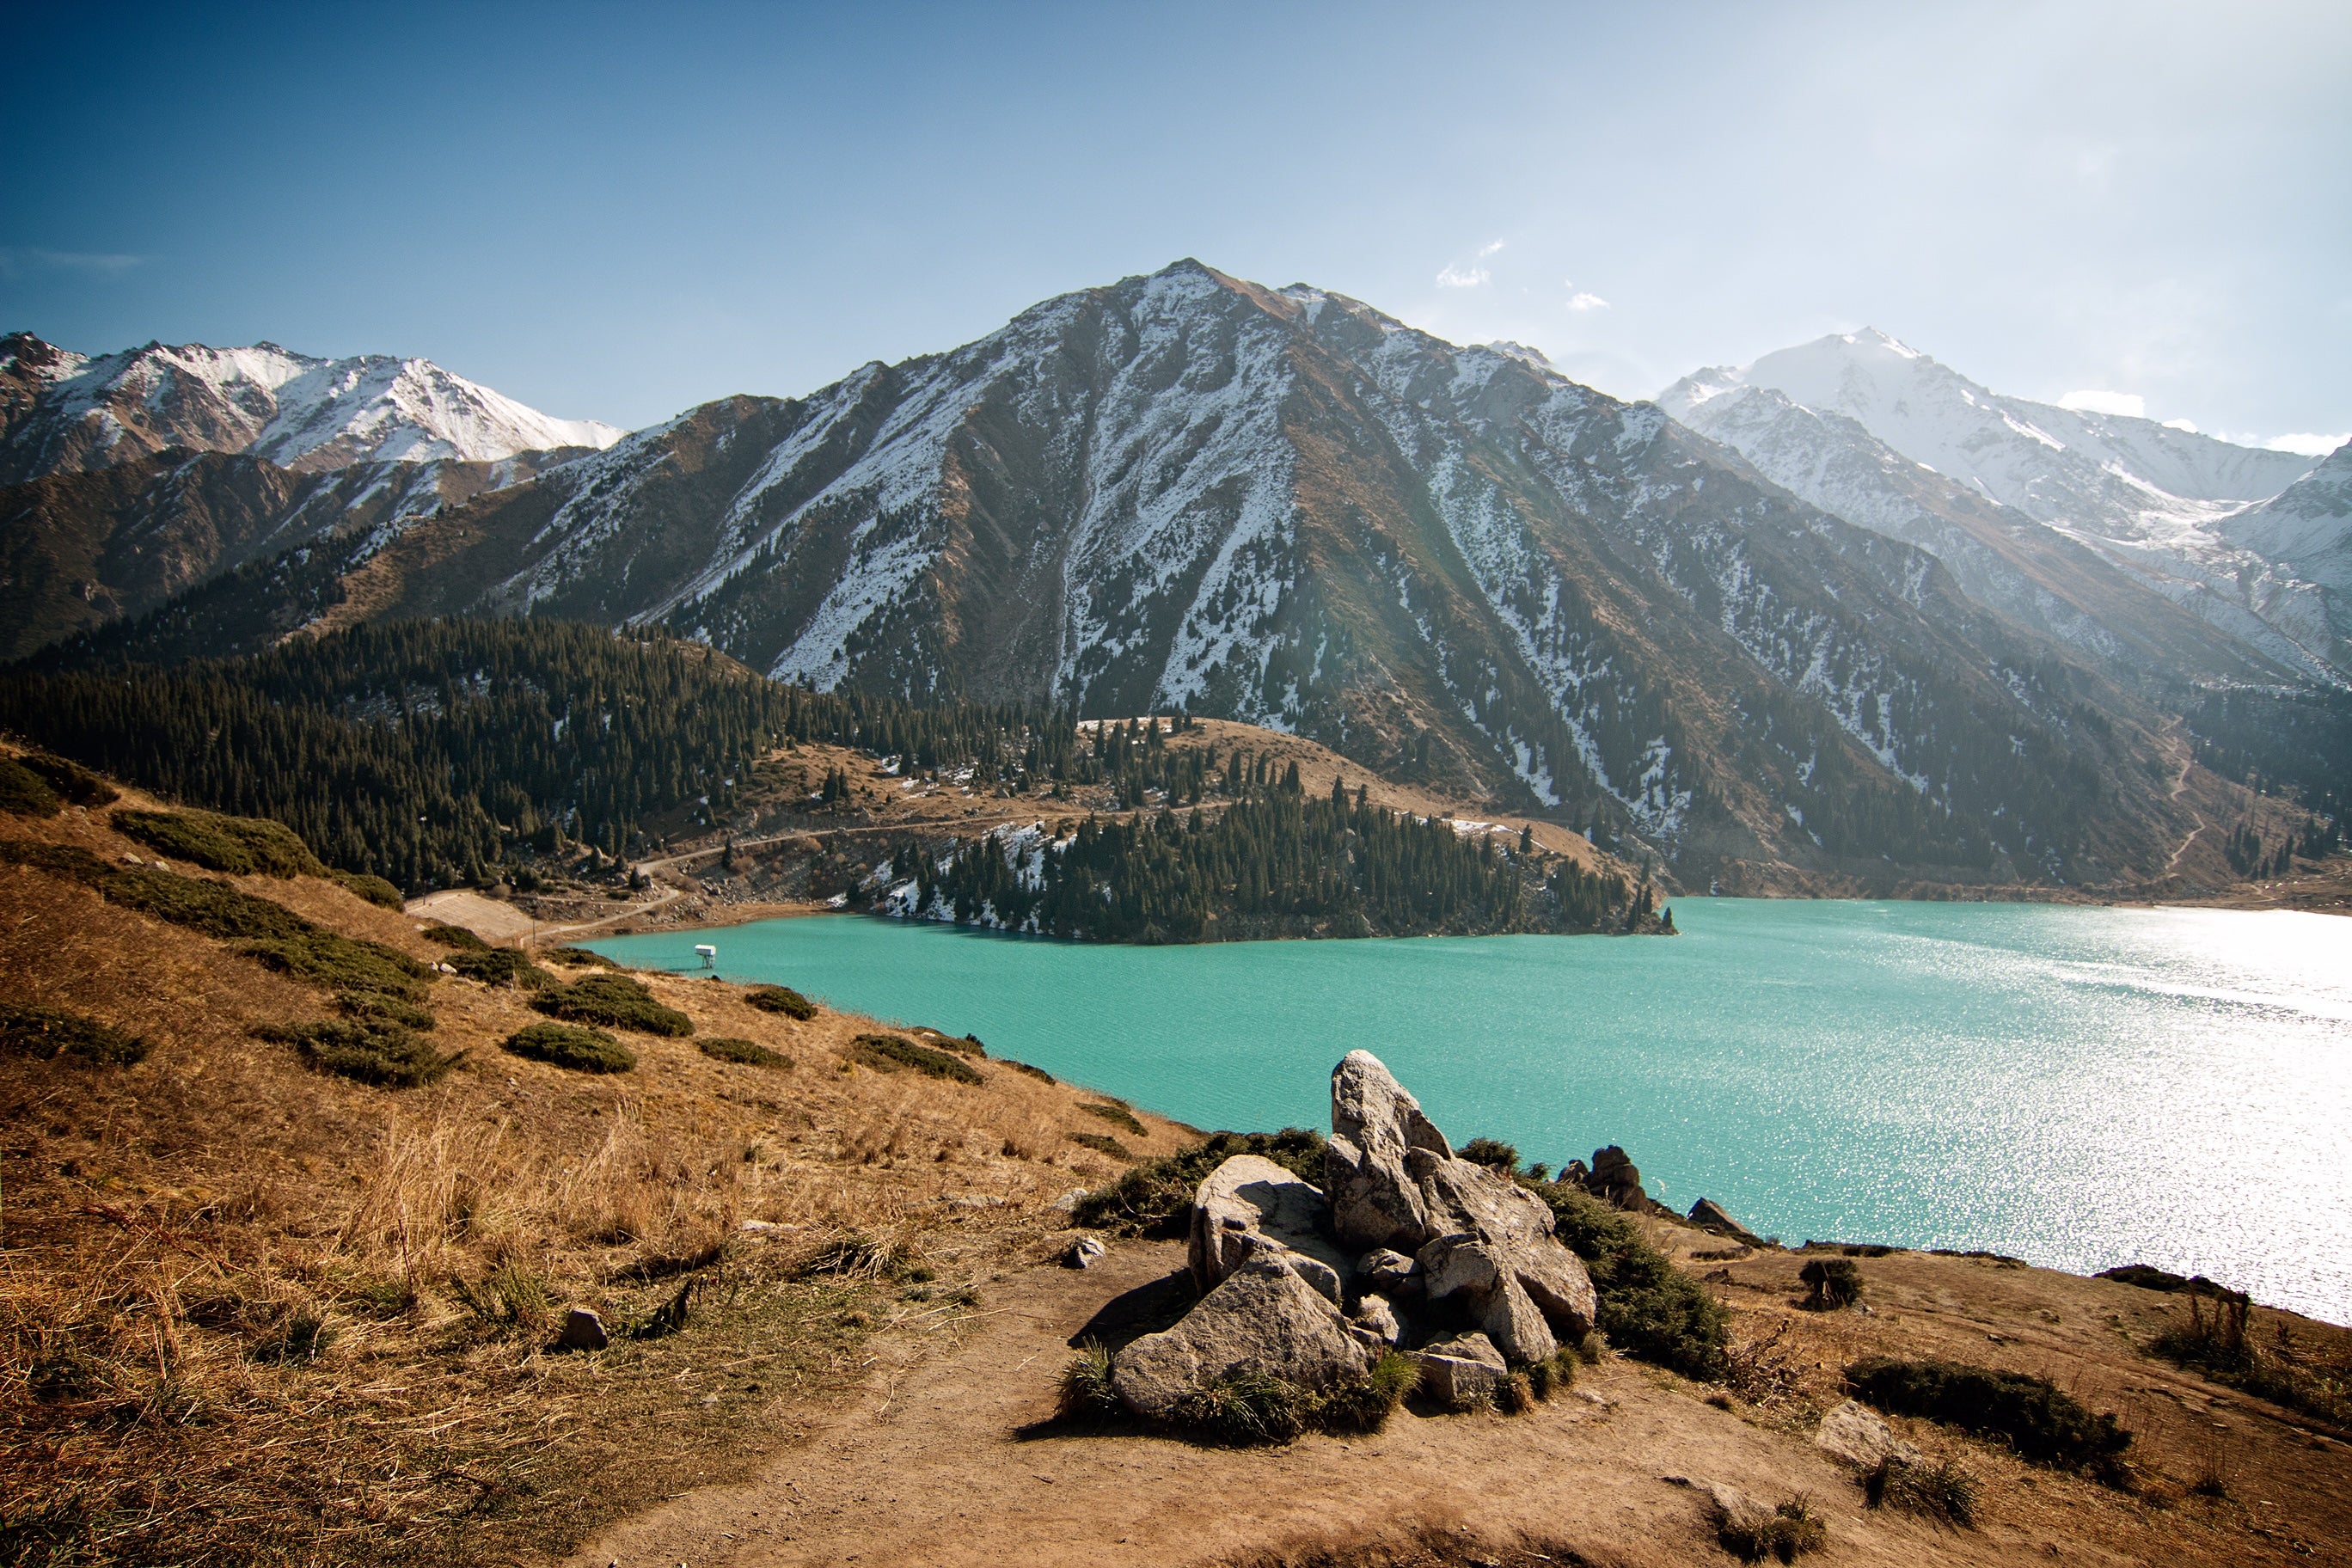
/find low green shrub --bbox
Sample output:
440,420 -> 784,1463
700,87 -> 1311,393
420,922 -> 491,951
329,869 -> 406,909
446,948 -> 557,989
1524,1345 -> 1578,1399
913,1026 -> 986,1058
844,1032 -> 981,1083
501,1021 -> 636,1074
744,983 -> 817,1020
1800,1257 -> 1865,1308
1071,1128 -> 1328,1235
1458,1136 -> 1521,1173
0,1001 -> 149,1067
112,807 -> 325,878
17,752 -> 116,805
242,930 -> 429,999
1846,1357 -> 2131,1478
1317,1351 -> 1421,1435
1005,1059 -> 1056,1083
0,756 -> 62,817
266,1020 -> 462,1087
545,946 -> 618,968
1079,1100 -> 1146,1136
699,1036 -> 791,1069
1864,1453 -> 1979,1527
536,973 -> 693,1036
1528,1179 -> 1728,1379
334,991 -> 436,1030
1713,1495 -> 1826,1563
1070,1130 -> 1135,1161
1167,1369 -> 1314,1445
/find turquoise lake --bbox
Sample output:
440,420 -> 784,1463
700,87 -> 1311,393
592,898 -> 2352,1325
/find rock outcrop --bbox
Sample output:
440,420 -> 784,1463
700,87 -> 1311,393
1110,1253 -> 1371,1419
1687,1197 -> 1766,1248
1189,1154 -> 1349,1303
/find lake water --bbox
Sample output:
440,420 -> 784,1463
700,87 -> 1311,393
592,898 -> 2352,1325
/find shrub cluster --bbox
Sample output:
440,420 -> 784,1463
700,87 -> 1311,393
1800,1257 -> 1865,1308
2150,1289 -> 2349,1427
1712,1495 -> 1826,1563
1845,1357 -> 2131,1479
260,1020 -> 462,1087
1525,1179 -> 1728,1379
744,983 -> 816,1020
17,750 -> 117,806
0,1001 -> 149,1067
534,973 -> 693,1035
334,991 -> 436,1031
0,838 -> 429,1000
445,948 -> 557,989
1863,1453 -> 1979,1527
420,922 -> 491,952
912,1026 -> 986,1057
698,1036 -> 792,1069
844,1032 -> 981,1083
113,807 -> 326,878
501,1021 -> 637,1074
330,869 -> 407,909
0,756 -> 61,816
545,946 -> 619,968
1079,1100 -> 1145,1136
1070,1131 -> 1134,1161
1070,1128 -> 1328,1235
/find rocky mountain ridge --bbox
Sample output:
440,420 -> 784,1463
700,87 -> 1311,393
44,261 -> 2245,892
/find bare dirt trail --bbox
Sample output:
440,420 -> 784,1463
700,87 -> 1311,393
567,1242 -> 2088,1568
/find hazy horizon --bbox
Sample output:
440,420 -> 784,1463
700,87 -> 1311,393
5,1 -> 2346,450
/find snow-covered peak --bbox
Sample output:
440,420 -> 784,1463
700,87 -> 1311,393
0,332 -> 622,485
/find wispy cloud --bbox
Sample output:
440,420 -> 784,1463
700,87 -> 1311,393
2058,389 -> 2146,418
1566,291 -> 1610,311
1436,263 -> 1491,289
1476,238 -> 1505,259
0,246 -> 145,280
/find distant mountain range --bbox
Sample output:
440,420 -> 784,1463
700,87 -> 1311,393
4,266 -> 2343,892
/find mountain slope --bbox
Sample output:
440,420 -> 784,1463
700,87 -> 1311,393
2219,440 -> 2352,671
0,330 -> 620,485
1660,331 -> 2338,679
63,263 -> 2239,891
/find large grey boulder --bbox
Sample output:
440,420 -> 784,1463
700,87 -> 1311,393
1418,1234 -> 1559,1364
1111,1253 -> 1372,1420
1815,1398 -> 1924,1469
1188,1155 -> 1349,1303
1323,1050 -> 1598,1356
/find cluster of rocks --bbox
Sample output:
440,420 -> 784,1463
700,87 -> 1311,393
1109,1050 -> 1602,1417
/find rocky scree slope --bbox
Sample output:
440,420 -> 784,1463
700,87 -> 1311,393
64,264 -> 2213,889
1660,329 -> 2340,682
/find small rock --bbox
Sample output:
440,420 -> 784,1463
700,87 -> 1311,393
1348,1294 -> 1400,1344
554,1307 -> 608,1352
1356,1247 -> 1420,1297
1049,1186 -> 1088,1213
1407,1332 -> 1506,1406
1816,1398 -> 1923,1469
1065,1236 -> 1106,1270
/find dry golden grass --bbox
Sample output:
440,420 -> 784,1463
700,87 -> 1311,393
0,773 -> 1191,1566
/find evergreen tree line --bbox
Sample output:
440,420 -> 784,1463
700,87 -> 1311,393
2187,685 -> 2352,836
916,768 -> 1647,943
0,620 -> 1081,892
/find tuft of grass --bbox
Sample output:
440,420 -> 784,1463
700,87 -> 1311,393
1168,1369 -> 1314,1446
1714,1496 -> 1826,1563
1056,1339 -> 1124,1424
698,1037 -> 791,1069
330,869 -> 406,909
16,750 -> 118,806
1069,1130 -> 1135,1161
1079,1100 -> 1146,1136
744,983 -> 817,1020
1071,1128 -> 1327,1235
796,1232 -> 903,1280
1846,1357 -> 2131,1479
536,973 -> 693,1036
251,1308 -> 339,1364
1525,1345 -> 1578,1400
501,1021 -> 636,1074
2150,1289 -> 2349,1426
1525,1177 -> 1728,1379
1864,1453 -> 1979,1528
1316,1351 -> 1421,1435
420,921 -> 491,951
844,1032 -> 981,1083
1496,1370 -> 1536,1415
263,1020 -> 464,1088
1800,1256 -> 1865,1308
447,947 -> 558,989
113,806 -> 326,878
0,755 -> 63,816
451,1259 -> 551,1336
0,1001 -> 150,1067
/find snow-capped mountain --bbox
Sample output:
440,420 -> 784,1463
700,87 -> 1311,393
1659,331 -> 2339,679
83,261 -> 2218,892
2219,440 -> 2352,671
0,331 -> 620,486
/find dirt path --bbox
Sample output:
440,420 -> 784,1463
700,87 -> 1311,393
567,1243 -> 2081,1568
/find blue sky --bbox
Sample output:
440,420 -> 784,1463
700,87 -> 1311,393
4,1 -> 2346,445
